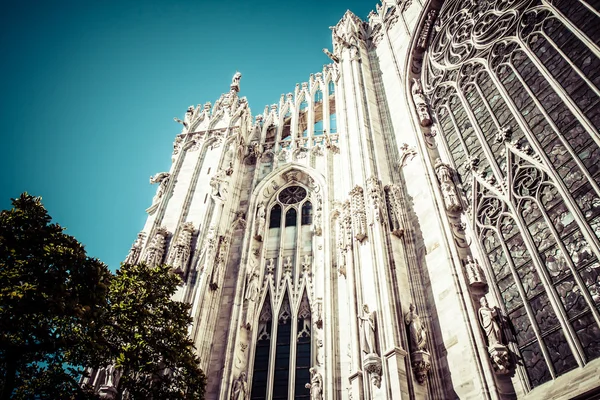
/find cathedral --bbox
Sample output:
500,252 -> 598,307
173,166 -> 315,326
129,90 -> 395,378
92,0 -> 600,398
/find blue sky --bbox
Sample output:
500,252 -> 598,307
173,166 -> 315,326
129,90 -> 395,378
0,0 -> 375,271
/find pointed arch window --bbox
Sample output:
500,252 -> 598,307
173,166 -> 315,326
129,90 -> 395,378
269,205 -> 282,229
425,0 -> 600,389
294,292 -> 312,399
285,208 -> 298,227
273,294 -> 292,399
301,202 -> 313,225
251,297 -> 272,400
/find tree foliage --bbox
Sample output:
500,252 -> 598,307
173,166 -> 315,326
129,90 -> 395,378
0,194 -> 205,399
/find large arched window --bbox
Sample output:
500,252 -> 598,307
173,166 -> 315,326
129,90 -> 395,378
250,184 -> 315,398
425,0 -> 600,389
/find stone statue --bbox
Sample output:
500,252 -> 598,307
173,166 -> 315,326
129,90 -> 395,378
305,367 -> 323,400
231,72 -> 242,92
358,304 -> 377,355
124,232 -> 144,265
404,303 -> 428,352
210,170 -> 228,201
231,372 -> 248,400
245,272 -> 259,302
434,159 -> 462,212
478,296 -> 503,346
465,256 -> 486,287
254,202 -> 266,241
168,222 -> 194,276
142,228 -> 168,267
411,78 -> 432,126
150,172 -> 170,204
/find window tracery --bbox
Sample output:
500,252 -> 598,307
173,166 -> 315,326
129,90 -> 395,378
425,0 -> 600,388
250,181 -> 316,398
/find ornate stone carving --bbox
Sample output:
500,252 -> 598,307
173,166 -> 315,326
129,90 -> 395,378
410,351 -> 432,385
323,48 -> 339,63
305,367 -> 323,400
411,79 -> 432,127
167,222 -> 194,277
149,172 -> 170,205
494,125 -> 512,144
210,235 -> 229,290
488,344 -> 510,375
266,258 -> 275,275
358,304 -> 377,356
124,232 -> 145,265
230,71 -> 242,93
478,296 -> 503,346
254,202 -> 266,241
384,184 -> 405,238
245,271 -> 259,303
277,148 -> 290,163
404,303 -> 428,352
479,296 -> 510,374
464,256 -> 487,288
142,227 -> 168,267
363,353 -> 382,388
210,169 -> 229,202
350,186 -> 367,242
314,193 -> 323,236
323,131 -> 339,154
230,372 -> 248,400
434,158 -> 462,212
416,10 -> 437,51
366,176 -> 386,225
301,254 -> 311,273
398,143 -> 418,167
172,135 -> 183,160
283,256 -> 293,275
405,303 -> 431,384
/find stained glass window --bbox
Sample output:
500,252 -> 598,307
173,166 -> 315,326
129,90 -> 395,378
425,0 -> 600,389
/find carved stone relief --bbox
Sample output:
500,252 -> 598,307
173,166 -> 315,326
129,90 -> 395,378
350,186 -> 367,242
167,222 -> 195,277
124,232 -> 145,265
434,158 -> 462,212
384,184 -> 406,238
142,227 -> 169,267
404,303 -> 431,384
411,79 -> 432,127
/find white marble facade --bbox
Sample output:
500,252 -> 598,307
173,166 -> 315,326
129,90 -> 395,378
120,1 -> 600,399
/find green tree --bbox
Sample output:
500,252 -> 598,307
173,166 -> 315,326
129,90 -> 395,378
0,194 -> 205,399
0,193 -> 111,399
104,263 -> 205,399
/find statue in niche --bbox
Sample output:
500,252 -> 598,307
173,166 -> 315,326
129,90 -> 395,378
411,78 -> 432,127
479,296 -> 503,346
230,372 -> 248,400
149,172 -> 170,205
169,223 -> 194,276
124,232 -> 144,265
245,271 -> 259,302
254,202 -> 266,241
143,228 -> 168,268
210,169 -> 228,201
305,367 -> 323,400
434,158 -> 462,212
464,256 -> 487,287
404,303 -> 428,352
358,304 -> 377,355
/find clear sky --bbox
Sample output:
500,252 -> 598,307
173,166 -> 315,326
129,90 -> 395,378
0,0 -> 375,271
